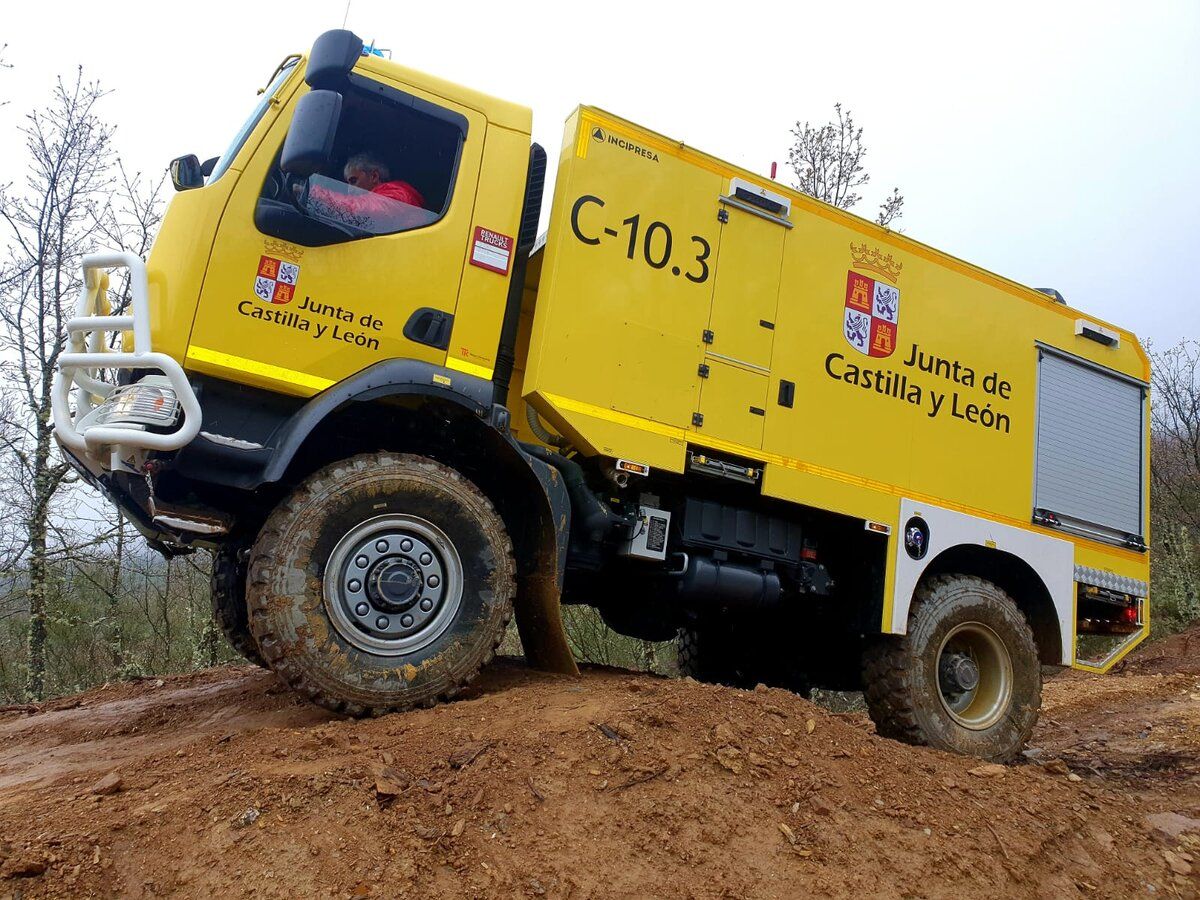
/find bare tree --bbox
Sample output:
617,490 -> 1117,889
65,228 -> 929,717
1150,340 -> 1200,533
0,69 -> 162,699
788,103 -> 905,227
1148,340 -> 1200,633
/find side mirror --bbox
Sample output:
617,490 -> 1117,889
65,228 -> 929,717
305,30 -> 363,90
169,154 -> 204,191
280,90 -> 343,177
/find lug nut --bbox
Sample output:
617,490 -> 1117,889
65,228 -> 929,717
419,552 -> 433,566
355,555 -> 369,568
401,614 -> 414,627
376,616 -> 389,629
428,575 -> 440,588
355,602 -> 369,616
348,579 -> 361,592
376,539 -> 389,553
420,598 -> 434,612
400,539 -> 413,552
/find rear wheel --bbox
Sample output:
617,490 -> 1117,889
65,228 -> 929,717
247,452 -> 515,716
210,547 -> 265,667
677,622 -> 807,692
862,574 -> 1041,761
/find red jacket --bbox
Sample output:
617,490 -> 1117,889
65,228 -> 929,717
372,180 -> 425,208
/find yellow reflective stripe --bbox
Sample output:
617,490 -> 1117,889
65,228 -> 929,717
543,391 -> 1145,563
446,357 -> 494,380
186,345 -> 333,394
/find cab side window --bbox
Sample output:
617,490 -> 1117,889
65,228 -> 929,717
257,75 -> 466,245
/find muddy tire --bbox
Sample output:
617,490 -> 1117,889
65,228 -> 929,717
862,574 -> 1041,762
210,547 -> 266,667
247,453 -> 515,716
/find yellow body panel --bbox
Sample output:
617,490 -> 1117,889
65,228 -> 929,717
524,106 -> 1150,664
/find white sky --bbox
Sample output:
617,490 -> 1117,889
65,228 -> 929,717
1,0 -> 1196,348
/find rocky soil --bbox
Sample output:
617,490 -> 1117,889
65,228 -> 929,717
1,627 -> 1198,898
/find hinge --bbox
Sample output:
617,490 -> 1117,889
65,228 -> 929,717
692,412 -> 704,427
702,329 -> 714,344
697,363 -> 710,378
717,208 -> 729,224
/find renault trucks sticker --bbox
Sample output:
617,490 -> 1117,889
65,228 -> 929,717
470,226 -> 514,275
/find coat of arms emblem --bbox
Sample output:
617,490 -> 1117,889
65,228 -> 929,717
843,243 -> 902,358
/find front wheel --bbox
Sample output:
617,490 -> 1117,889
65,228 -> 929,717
862,574 -> 1041,762
247,453 -> 515,716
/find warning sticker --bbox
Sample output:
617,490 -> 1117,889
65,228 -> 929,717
470,226 -> 514,275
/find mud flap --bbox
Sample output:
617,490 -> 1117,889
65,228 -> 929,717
515,571 -> 578,674
515,451 -> 578,675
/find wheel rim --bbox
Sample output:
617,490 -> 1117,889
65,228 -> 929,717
323,514 -> 464,657
935,622 -> 1013,730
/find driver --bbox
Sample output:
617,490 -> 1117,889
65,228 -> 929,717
341,152 -> 425,208
305,152 -> 426,225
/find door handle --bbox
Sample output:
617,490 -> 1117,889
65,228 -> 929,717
403,307 -> 454,350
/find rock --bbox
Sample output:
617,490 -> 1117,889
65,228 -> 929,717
1146,812 -> 1200,840
778,822 -> 797,845
450,818 -> 465,838
1067,773 -> 1083,783
1163,850 -> 1193,876
90,772 -> 124,796
416,778 -> 443,794
805,719 -> 816,735
781,756 -> 800,768
713,723 -> 736,746
811,796 -> 834,817
1,854 -> 48,878
1041,759 -> 1071,776
754,683 -> 770,694
374,767 -> 410,797
968,764 -> 1007,778
614,721 -> 637,740
715,747 -> 744,775
448,741 -> 490,769
381,752 -> 395,766
1022,746 -> 1045,759
232,807 -> 260,828
747,751 -> 770,768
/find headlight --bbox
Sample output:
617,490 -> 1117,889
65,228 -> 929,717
87,376 -> 181,429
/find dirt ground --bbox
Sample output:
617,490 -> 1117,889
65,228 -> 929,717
1,628 -> 1198,899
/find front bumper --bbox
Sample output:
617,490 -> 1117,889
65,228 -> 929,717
51,251 -> 202,472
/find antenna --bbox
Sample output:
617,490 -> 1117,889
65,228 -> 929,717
341,0 -> 352,28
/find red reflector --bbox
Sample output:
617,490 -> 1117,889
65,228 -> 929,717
801,548 -> 818,561
1122,606 -> 1139,623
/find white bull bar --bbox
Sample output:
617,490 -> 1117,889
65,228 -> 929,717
51,251 -> 201,462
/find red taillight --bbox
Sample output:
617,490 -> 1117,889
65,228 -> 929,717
1122,605 -> 1139,624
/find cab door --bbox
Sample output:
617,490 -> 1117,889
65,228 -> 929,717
695,184 -> 790,448
187,73 -> 486,397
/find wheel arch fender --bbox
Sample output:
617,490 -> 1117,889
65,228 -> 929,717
920,545 -> 1063,665
260,359 -> 494,485
889,500 -> 1074,665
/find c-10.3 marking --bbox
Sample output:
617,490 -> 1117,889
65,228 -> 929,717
570,194 -> 711,284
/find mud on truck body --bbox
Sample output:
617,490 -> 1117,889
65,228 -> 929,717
52,31 -> 1150,761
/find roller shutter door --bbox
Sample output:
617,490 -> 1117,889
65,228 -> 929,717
1034,349 -> 1145,538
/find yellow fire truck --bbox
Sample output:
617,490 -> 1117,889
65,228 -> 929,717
53,31 -> 1150,760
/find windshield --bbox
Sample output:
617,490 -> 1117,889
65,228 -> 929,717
206,58 -> 299,185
